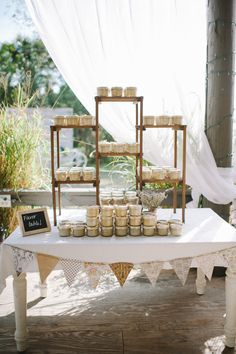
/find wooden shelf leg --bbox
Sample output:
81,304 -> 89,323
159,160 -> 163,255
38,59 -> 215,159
50,127 -> 57,226
56,130 -> 62,215
95,98 -> 100,205
136,103 -> 139,191
173,130 -> 177,213
173,185 -> 177,213
13,273 -> 28,352
58,184 -> 61,216
139,98 -> 143,191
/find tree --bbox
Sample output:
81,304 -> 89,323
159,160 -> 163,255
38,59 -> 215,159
0,37 -> 112,165
0,37 -> 87,114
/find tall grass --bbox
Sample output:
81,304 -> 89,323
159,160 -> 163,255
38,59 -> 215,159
0,81 -> 49,239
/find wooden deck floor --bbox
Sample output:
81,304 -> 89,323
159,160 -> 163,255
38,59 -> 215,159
0,269 -> 234,354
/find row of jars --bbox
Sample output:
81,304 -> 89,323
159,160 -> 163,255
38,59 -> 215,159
97,86 -> 137,97
137,166 -> 181,180
100,190 -> 139,206
55,167 -> 96,182
143,115 -> 183,126
54,115 -> 95,127
86,205 -> 183,236
99,141 -> 140,154
58,218 -> 182,237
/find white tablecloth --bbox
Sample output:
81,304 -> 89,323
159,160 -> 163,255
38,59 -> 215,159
1,208 -> 236,292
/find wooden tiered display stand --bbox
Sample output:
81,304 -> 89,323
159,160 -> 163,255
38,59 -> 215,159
51,95 -> 187,225
139,123 -> 187,222
95,96 -> 144,204
50,124 -> 98,226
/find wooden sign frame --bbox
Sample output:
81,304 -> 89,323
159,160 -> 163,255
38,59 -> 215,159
17,208 -> 51,236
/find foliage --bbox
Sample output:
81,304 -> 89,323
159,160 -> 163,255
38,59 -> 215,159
0,37 -> 112,157
0,84 -> 49,238
105,156 -> 137,190
105,156 -> 180,191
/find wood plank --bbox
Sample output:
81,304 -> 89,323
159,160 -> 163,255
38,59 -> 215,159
0,328 -> 123,354
123,329 -> 226,354
0,270 -> 228,353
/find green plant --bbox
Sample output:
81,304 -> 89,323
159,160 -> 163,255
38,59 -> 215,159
0,83 -> 49,238
105,156 -> 180,191
105,156 -> 137,190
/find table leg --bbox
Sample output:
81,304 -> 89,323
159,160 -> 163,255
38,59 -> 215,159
39,280 -> 47,298
196,268 -> 206,295
225,264 -> 236,348
13,273 -> 28,352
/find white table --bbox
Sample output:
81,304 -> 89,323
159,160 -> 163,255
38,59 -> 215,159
1,208 -> 236,351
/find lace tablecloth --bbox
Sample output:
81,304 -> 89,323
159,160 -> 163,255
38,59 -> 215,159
2,208 -> 236,351
1,208 -> 236,292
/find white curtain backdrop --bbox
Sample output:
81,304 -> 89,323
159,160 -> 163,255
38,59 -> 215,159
26,0 -> 236,204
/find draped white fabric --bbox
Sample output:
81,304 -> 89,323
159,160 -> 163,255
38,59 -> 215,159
26,0 -> 236,204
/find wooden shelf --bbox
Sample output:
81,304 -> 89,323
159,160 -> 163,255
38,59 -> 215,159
95,96 -> 143,103
54,180 -> 97,186
52,125 -> 96,130
141,178 -> 183,184
137,124 -> 186,130
98,152 -> 140,157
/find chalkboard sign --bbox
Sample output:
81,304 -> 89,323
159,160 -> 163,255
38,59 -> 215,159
17,208 -> 51,236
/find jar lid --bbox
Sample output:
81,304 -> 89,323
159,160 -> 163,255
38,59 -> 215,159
83,167 -> 95,171
126,191 -> 137,196
101,205 -> 114,210
111,86 -> 122,90
99,141 -> 110,145
70,167 -> 82,172
170,223 -> 182,228
58,224 -> 71,229
115,205 -> 127,210
157,219 -> 168,224
72,225 -> 85,230
150,166 -> 162,171
157,224 -> 169,229
57,167 -> 69,171
129,204 -> 141,208
59,219 -> 70,223
143,214 -> 156,219
168,219 -> 181,224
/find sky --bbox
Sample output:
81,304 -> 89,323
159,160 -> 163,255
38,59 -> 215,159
0,0 -> 36,43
